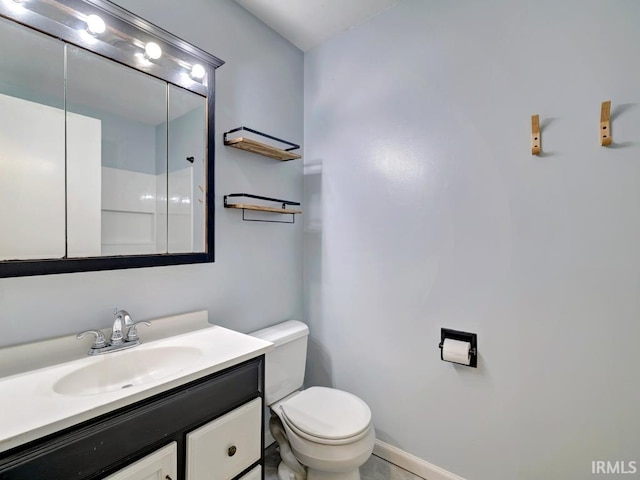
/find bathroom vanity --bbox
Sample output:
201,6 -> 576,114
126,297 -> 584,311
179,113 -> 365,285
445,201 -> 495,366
0,312 -> 272,480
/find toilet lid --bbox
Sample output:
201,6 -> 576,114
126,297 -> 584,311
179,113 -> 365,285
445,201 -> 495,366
279,386 -> 372,441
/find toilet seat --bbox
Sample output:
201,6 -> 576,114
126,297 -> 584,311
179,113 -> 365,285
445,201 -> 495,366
278,387 -> 372,445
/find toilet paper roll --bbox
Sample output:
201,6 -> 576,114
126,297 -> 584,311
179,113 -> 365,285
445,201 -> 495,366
442,338 -> 471,365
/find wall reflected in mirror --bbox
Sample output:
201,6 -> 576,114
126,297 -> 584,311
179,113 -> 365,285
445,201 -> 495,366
0,16 -> 207,261
167,86 -> 206,254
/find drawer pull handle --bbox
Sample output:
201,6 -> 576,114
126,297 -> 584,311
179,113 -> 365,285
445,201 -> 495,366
228,445 -> 237,457
165,476 -> 172,480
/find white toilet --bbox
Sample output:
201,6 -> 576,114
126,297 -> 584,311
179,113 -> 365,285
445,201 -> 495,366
251,321 -> 375,480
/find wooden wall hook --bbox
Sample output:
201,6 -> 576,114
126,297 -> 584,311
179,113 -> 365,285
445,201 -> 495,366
531,114 -> 541,155
600,101 -> 612,146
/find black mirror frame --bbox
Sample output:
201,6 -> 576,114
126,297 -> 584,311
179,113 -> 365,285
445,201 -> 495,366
0,0 -> 223,278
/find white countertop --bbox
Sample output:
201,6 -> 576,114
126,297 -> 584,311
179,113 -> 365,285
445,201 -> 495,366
0,323 -> 273,453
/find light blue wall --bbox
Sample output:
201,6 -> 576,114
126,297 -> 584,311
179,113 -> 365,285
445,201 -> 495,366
163,104 -> 206,174
0,0 -> 303,346
99,112 -> 156,174
0,16 -> 64,111
166,105 -> 207,251
304,1 -> 640,479
69,104 -> 158,174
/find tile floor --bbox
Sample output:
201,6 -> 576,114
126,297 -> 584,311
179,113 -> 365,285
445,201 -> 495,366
264,444 -> 424,480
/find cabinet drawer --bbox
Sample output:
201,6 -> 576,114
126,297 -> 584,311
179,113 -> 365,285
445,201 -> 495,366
186,397 -> 262,480
238,466 -> 261,480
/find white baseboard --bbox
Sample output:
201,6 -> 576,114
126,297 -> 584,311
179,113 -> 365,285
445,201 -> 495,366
373,440 -> 467,480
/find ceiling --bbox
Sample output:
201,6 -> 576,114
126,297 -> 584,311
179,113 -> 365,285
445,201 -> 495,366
234,0 -> 401,52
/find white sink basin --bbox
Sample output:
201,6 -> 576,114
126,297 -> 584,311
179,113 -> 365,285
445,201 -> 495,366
53,346 -> 202,396
0,315 -> 274,454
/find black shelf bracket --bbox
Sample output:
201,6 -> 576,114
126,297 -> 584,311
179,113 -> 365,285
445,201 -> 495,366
240,210 -> 296,224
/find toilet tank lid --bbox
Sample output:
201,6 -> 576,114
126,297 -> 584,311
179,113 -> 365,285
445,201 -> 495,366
250,320 -> 309,347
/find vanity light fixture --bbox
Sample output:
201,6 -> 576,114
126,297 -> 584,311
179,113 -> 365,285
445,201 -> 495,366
1,0 -> 216,96
190,63 -> 206,81
85,14 -> 105,35
144,41 -> 162,60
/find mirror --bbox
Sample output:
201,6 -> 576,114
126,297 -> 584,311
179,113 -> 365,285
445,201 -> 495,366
66,45 -> 170,257
0,0 -> 222,277
167,86 -> 207,254
0,18 -> 66,261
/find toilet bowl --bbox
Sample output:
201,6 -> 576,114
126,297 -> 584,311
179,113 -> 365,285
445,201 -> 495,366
251,321 -> 375,480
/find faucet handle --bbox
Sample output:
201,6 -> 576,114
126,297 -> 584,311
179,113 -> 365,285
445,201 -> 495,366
77,330 -> 108,349
126,321 -> 151,342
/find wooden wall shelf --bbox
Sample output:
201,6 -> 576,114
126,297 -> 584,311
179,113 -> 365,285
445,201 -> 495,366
224,194 -> 301,223
223,127 -> 301,161
225,203 -> 302,215
224,137 -> 301,161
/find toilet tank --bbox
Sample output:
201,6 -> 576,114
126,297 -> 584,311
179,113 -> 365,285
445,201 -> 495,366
250,320 -> 309,405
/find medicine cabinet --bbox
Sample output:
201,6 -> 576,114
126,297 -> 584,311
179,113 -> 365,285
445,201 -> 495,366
0,0 -> 223,277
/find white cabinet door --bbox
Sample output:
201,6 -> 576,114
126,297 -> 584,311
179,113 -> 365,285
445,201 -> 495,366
104,442 -> 177,480
186,398 -> 262,480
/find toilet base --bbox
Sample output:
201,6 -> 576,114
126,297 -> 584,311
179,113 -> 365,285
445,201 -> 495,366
278,461 -> 304,480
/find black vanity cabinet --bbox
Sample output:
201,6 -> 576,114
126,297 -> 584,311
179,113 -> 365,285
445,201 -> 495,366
0,357 -> 265,480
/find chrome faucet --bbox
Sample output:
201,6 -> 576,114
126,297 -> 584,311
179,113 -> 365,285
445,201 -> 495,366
77,308 -> 151,356
110,309 -> 133,345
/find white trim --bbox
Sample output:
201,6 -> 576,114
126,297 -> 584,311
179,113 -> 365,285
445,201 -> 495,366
373,440 -> 467,480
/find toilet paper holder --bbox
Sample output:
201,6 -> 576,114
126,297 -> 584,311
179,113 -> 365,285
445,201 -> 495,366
439,328 -> 478,368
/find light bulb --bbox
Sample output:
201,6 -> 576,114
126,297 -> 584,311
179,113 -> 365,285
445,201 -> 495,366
7,0 -> 25,11
144,42 -> 162,60
86,14 -> 106,35
190,64 -> 206,80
